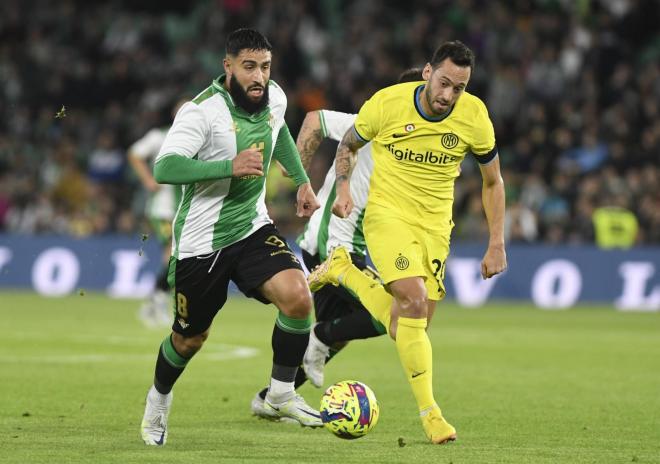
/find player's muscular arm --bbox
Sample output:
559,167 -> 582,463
273,123 -> 311,186
478,156 -> 507,279
272,123 -> 319,217
335,128 -> 363,185
332,127 -> 366,218
295,111 -> 324,172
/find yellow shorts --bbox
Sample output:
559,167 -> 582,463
364,210 -> 451,301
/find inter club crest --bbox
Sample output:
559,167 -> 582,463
441,133 -> 459,149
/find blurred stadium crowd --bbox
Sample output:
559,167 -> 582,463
0,0 -> 658,244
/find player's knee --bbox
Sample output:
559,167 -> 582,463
389,278 -> 428,318
172,331 -> 208,357
279,284 -> 313,319
395,293 -> 427,318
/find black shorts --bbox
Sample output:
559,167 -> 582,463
169,224 -> 303,336
302,250 -> 376,323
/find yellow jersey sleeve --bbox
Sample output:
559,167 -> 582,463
470,99 -> 497,163
353,91 -> 383,142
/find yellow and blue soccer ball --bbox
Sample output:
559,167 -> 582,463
319,380 -> 379,439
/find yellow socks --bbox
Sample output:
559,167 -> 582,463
339,265 -> 393,332
395,316 -> 435,412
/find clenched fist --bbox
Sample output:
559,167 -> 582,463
481,244 -> 507,279
332,185 -> 354,218
296,183 -> 320,218
232,148 -> 264,178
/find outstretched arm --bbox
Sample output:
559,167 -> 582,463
332,127 -> 366,218
478,156 -> 507,279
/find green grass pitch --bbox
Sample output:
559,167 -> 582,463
1,292 -> 659,463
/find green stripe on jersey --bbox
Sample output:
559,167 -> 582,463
212,107 -> 273,249
166,256 -> 177,289
174,185 -> 182,209
352,208 -> 367,256
192,85 -> 215,104
172,178 -> 197,258
319,111 -> 328,137
316,184 -> 337,261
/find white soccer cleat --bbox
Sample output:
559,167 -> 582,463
250,392 -> 297,424
140,386 -> 173,446
264,393 -> 323,427
302,326 -> 330,388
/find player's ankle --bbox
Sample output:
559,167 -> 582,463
419,403 -> 439,416
148,385 -> 171,404
267,378 -> 295,404
266,390 -> 295,404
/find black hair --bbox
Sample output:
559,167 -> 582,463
430,40 -> 475,69
397,67 -> 423,83
225,28 -> 272,56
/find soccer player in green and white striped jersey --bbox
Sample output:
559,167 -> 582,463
297,109 -> 373,264
140,29 -> 322,446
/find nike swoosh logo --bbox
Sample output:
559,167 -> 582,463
298,408 -> 321,418
155,432 -> 165,445
411,371 -> 426,378
392,133 -> 408,138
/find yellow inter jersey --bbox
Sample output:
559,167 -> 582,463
354,81 -> 496,231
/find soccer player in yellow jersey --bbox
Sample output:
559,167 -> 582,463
308,41 -> 507,444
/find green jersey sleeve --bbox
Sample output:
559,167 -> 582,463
154,155 -> 233,184
272,123 -> 310,186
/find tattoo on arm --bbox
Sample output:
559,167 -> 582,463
296,126 -> 323,171
335,145 -> 353,185
335,128 -> 365,186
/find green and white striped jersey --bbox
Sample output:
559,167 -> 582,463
298,110 -> 374,260
156,77 -> 289,259
129,128 -> 176,221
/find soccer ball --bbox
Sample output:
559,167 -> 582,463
319,380 -> 379,439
